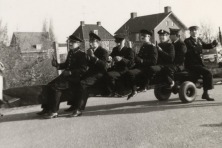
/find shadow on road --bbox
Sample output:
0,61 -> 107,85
1,98 -> 222,123
0,111 -> 44,123
80,99 -> 222,117
201,123 -> 222,127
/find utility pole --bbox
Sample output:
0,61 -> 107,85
219,27 -> 222,45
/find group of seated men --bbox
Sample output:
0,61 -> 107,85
37,25 -> 218,119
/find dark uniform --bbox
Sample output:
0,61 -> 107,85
149,29 -> 175,83
109,46 -> 135,72
127,42 -> 158,91
75,33 -> 109,112
105,35 -> 135,94
40,37 -> 88,115
126,29 -> 158,99
163,28 -> 187,84
172,39 -> 187,70
38,35 -> 88,117
184,36 -> 217,91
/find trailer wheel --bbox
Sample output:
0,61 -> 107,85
154,85 -> 171,101
179,81 -> 197,103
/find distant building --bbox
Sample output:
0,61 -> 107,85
115,6 -> 187,53
10,32 -> 54,61
72,21 -> 115,53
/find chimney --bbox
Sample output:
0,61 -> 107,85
97,21 -> 101,26
164,6 -> 172,13
80,21 -> 85,26
131,12 -> 137,19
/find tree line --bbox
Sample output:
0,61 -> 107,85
0,18 -> 57,88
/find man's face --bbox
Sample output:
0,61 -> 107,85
159,34 -> 169,43
69,41 -> 80,50
90,40 -> 99,48
190,29 -> 200,38
170,34 -> 178,42
140,34 -> 150,42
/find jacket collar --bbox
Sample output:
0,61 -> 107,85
70,47 -> 80,54
190,36 -> 199,42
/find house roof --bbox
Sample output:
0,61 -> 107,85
72,24 -> 114,40
11,32 -> 52,52
115,12 -> 187,34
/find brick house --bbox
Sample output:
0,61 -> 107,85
72,21 -> 115,53
115,6 -> 187,53
10,32 -> 54,61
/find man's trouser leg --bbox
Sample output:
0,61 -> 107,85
65,79 -> 81,107
188,65 -> 213,91
41,77 -> 62,111
40,85 -> 51,111
105,71 -> 121,94
162,65 -> 180,84
148,65 -> 164,83
126,69 -> 143,91
77,73 -> 104,110
47,85 -> 63,113
67,83 -> 82,109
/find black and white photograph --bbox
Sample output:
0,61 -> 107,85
0,0 -> 222,147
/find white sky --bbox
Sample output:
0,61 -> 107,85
0,0 -> 222,42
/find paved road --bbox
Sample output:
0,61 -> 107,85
0,85 -> 222,148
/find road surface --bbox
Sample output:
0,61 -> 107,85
1,85 -> 222,148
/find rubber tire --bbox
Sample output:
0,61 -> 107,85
154,85 -> 171,101
179,81 -> 197,103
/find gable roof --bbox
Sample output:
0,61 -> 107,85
115,12 -> 187,34
73,24 -> 114,40
11,32 -> 52,52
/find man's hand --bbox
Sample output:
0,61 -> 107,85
157,46 -> 162,51
212,40 -> 218,46
156,41 -> 162,51
114,56 -> 122,62
62,70 -> 71,77
87,49 -> 95,57
52,58 -> 58,67
108,56 -> 112,63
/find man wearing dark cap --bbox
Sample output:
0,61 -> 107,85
70,32 -> 109,117
184,26 -> 218,101
162,28 -> 187,87
104,34 -> 135,96
127,29 -> 158,100
148,29 -> 175,87
38,34 -> 88,119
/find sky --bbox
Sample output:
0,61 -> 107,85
0,0 -> 222,42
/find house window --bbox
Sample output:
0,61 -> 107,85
93,30 -> 98,35
166,21 -> 168,26
172,22 -> 174,26
36,44 -> 42,50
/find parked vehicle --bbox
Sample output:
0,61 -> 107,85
202,45 -> 222,68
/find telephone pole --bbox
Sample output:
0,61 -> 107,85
219,27 -> 222,45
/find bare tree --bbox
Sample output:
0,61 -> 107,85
199,21 -> 216,43
49,19 -> 56,42
42,19 -> 48,33
0,19 -> 9,46
42,18 -> 56,41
